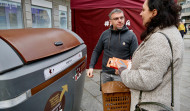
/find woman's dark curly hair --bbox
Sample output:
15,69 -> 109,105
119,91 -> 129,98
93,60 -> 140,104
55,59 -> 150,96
141,0 -> 182,41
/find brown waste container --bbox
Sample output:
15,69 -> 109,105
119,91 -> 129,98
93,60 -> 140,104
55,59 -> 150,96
0,28 -> 87,111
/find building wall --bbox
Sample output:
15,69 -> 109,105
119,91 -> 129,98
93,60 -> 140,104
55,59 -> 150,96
179,0 -> 190,32
0,0 -> 71,30
21,0 -> 32,28
181,2 -> 190,22
66,1 -> 71,30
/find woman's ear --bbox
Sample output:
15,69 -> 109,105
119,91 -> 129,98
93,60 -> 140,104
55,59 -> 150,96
152,9 -> 157,17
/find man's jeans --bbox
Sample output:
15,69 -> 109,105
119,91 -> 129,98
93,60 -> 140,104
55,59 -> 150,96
101,72 -> 122,84
100,71 -> 122,91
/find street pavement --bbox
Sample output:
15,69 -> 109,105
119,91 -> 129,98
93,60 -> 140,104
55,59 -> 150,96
180,35 -> 190,111
80,35 -> 190,111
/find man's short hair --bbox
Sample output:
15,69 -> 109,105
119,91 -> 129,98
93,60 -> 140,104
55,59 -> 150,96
108,8 -> 124,19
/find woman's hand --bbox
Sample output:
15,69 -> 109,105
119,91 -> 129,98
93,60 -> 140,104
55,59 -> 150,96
115,60 -> 128,75
116,60 -> 127,69
115,69 -> 119,75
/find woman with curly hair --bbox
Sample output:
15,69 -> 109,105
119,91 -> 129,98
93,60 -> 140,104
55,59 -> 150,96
116,0 -> 184,110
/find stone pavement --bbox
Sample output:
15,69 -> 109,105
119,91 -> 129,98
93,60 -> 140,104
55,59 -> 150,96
80,35 -> 190,111
180,35 -> 190,111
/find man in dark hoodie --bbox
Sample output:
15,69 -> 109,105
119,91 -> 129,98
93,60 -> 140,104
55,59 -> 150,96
87,8 -> 138,84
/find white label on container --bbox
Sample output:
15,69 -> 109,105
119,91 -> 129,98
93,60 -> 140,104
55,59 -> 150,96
44,52 -> 82,80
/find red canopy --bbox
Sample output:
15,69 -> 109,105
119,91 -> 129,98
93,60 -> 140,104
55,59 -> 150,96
71,0 -> 177,69
71,0 -> 144,9
71,0 -> 177,9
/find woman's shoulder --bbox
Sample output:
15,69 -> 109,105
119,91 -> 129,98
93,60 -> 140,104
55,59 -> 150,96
151,26 -> 183,50
153,26 -> 180,39
145,26 -> 178,46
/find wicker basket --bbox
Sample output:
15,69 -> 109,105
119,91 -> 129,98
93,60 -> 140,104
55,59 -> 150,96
102,81 -> 131,111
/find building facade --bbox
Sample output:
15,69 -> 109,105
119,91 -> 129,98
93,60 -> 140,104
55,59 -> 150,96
178,0 -> 190,31
0,0 -> 71,30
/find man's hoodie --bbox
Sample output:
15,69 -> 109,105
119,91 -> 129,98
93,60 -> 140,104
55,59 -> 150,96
89,25 -> 138,74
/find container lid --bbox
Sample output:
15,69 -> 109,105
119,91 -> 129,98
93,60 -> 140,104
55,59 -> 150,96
0,28 -> 81,63
102,81 -> 130,93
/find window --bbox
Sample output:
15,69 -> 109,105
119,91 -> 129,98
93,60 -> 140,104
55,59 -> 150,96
59,11 -> 67,29
32,6 -> 52,28
0,1 -> 23,29
187,8 -> 190,13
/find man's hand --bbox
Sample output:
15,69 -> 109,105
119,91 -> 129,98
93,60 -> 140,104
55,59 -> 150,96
87,68 -> 94,78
